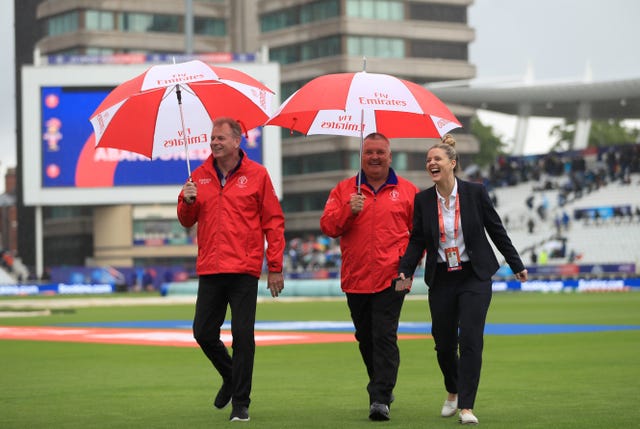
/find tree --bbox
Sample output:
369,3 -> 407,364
470,116 -> 507,167
549,119 -> 639,151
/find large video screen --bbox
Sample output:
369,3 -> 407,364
22,63 -> 281,206
41,86 -> 263,188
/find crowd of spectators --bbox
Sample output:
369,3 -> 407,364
283,234 -> 341,273
472,143 -> 640,266
284,143 -> 640,273
473,143 -> 639,194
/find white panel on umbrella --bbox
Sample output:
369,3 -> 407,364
152,86 -> 212,158
345,73 -> 424,113
305,110 -> 378,137
140,60 -> 220,91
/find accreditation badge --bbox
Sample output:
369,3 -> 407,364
444,246 -> 462,271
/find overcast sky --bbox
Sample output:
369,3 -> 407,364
1,0 -> 640,191
468,0 -> 640,154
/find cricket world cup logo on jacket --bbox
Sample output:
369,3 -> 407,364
236,175 -> 248,188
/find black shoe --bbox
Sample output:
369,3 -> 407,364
213,382 -> 232,409
230,405 -> 250,422
369,402 -> 390,421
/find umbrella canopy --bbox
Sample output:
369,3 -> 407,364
264,71 -> 461,138
90,60 -> 273,175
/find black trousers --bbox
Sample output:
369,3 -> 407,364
192,273 -> 258,408
346,286 -> 406,405
428,263 -> 492,410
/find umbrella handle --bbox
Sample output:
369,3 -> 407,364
175,84 -> 192,177
357,109 -> 364,194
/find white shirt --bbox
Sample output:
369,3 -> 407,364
435,179 -> 469,263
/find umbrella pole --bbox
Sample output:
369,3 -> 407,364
175,84 -> 192,178
357,109 -> 364,194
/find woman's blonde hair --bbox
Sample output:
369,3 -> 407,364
428,133 -> 459,173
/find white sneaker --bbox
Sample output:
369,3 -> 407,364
459,410 -> 479,425
441,398 -> 458,417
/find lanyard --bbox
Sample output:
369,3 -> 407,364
437,194 -> 460,244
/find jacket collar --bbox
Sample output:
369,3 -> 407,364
357,167 -> 399,193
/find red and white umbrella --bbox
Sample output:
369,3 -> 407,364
264,71 -> 461,138
90,60 -> 273,176
264,70 -> 461,191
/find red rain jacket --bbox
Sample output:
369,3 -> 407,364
177,152 -> 285,278
320,171 -> 419,293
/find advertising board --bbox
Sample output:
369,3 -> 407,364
22,62 -> 281,206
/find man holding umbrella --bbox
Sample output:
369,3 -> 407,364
178,117 -> 285,422
320,133 -> 419,421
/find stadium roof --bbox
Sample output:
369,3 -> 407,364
428,78 -> 640,120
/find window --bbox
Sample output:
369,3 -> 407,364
301,35 -> 341,61
349,152 -> 361,170
119,13 -> 180,33
347,36 -> 404,58
346,0 -> 403,20
409,3 -> 467,23
410,40 -> 468,61
44,206 -> 91,219
270,45 -> 299,65
281,80 -> 308,100
261,0 -> 340,32
283,151 -> 349,176
391,152 -> 408,171
261,8 -> 298,32
133,219 -> 193,246
85,10 -> 114,30
85,47 -> 116,56
148,15 -> 180,32
281,191 -> 330,213
271,35 -> 341,65
194,17 -> 226,36
46,11 -> 79,36
300,0 -> 340,24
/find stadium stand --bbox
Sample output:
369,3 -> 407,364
488,143 -> 640,275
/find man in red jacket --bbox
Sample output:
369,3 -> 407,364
320,133 -> 419,421
178,117 -> 285,423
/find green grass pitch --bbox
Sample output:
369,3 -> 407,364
1,292 -> 639,428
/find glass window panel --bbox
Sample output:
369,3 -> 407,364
349,152 -> 361,170
194,17 -> 226,35
361,0 -> 375,19
47,11 -> 79,36
409,3 -> 466,23
121,13 -> 151,32
346,0 -> 360,17
375,1 -> 389,18
149,15 -> 179,32
86,10 -> 114,30
300,3 -> 313,23
120,13 -> 179,33
346,36 -> 360,55
389,1 -> 404,20
391,152 -> 408,171
361,37 -> 376,56
85,47 -> 115,55
346,36 -> 403,58
85,10 -> 98,29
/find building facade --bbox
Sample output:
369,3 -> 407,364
17,0 -> 477,272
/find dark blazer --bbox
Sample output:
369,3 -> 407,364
399,179 -> 525,287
